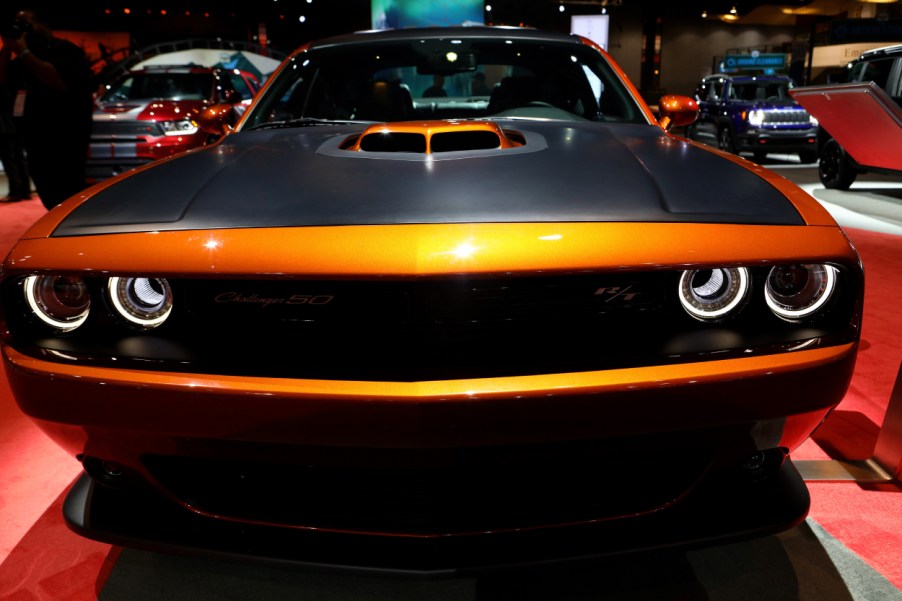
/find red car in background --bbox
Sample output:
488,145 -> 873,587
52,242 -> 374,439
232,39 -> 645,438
87,65 -> 260,182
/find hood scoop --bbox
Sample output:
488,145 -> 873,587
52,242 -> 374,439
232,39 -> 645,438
340,121 -> 526,154
319,120 -> 544,161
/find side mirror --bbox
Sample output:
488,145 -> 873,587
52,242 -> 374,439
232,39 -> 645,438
658,95 -> 699,131
196,104 -> 236,137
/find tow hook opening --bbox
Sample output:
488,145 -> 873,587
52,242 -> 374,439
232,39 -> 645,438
82,456 -> 131,489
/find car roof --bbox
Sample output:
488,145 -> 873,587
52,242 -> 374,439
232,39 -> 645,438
133,65 -> 218,74
857,44 -> 902,61
304,26 -> 585,52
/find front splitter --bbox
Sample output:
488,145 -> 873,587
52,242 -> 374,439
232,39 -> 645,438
63,457 -> 810,577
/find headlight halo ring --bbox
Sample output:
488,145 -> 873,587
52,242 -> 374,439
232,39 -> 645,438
107,276 -> 173,328
765,263 -> 838,321
678,266 -> 750,321
23,274 -> 91,332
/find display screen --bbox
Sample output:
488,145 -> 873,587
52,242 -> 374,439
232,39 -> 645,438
372,0 -> 484,29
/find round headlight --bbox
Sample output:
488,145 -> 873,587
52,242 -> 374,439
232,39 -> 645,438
108,277 -> 173,328
679,267 -> 750,320
24,275 -> 91,332
765,264 -> 837,321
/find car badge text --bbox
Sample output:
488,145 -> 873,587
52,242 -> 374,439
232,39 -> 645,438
594,285 -> 641,302
214,292 -> 334,308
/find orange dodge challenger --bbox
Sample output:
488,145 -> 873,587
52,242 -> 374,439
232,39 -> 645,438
0,27 -> 862,574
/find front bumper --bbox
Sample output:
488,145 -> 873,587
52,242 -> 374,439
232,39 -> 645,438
5,341 -> 856,569
736,128 -> 818,153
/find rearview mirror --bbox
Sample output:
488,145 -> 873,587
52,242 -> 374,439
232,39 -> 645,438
418,52 -> 477,75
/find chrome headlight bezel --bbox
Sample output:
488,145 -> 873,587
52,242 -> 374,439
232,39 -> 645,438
765,263 -> 838,322
678,267 -> 750,321
108,276 -> 173,329
23,274 -> 91,332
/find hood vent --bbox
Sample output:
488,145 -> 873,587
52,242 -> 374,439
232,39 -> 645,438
321,120 -> 545,162
340,121 -> 525,155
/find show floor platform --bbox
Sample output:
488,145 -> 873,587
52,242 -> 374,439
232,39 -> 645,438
1,164 -> 901,600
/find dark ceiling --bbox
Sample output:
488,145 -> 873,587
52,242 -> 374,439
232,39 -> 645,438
0,0 -> 886,56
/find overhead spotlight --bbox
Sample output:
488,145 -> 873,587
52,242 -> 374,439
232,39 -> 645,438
701,9 -> 707,17
601,7 -> 607,13
485,4 -> 492,11
559,3 -> 565,12
730,5 -> 738,13
299,14 -> 306,22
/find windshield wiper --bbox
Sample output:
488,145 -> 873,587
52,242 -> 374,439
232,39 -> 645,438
247,118 -> 364,131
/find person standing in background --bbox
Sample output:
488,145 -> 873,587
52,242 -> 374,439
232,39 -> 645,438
0,8 -> 92,210
0,72 -> 31,202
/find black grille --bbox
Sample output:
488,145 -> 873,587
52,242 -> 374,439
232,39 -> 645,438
143,437 -> 713,535
181,274 -> 667,326
6,269 -> 859,381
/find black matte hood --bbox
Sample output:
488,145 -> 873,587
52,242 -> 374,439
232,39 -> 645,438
53,121 -> 803,237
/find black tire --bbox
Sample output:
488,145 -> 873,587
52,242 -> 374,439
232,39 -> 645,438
818,139 -> 856,190
798,149 -> 818,164
718,126 -> 736,154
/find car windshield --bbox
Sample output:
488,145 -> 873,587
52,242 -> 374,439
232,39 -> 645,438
730,80 -> 793,102
243,36 -> 647,128
101,72 -> 215,102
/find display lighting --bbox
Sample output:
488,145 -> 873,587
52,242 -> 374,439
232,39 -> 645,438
730,5 -> 737,13
679,267 -> 750,320
765,264 -> 838,321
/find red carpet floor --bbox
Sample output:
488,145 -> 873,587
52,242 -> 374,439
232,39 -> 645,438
794,227 -> 902,590
1,197 -> 901,598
